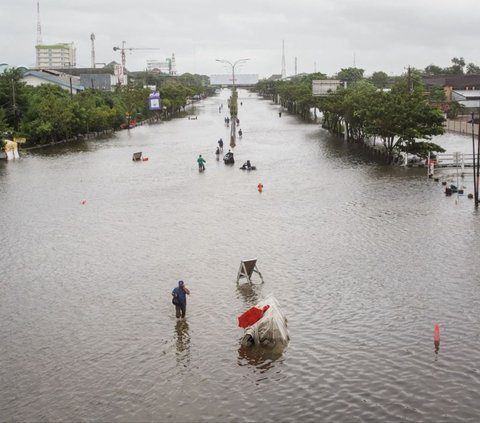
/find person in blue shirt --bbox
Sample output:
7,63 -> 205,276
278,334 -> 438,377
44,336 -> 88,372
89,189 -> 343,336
172,280 -> 190,319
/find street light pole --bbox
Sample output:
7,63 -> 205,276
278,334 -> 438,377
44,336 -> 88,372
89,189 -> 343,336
216,58 -> 249,148
215,58 -> 249,89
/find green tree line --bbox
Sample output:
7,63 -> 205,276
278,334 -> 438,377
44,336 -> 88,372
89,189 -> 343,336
0,68 -> 215,147
256,69 -> 446,163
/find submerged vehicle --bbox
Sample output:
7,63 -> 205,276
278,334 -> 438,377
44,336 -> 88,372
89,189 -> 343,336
239,296 -> 289,347
240,160 -> 256,170
223,151 -> 235,164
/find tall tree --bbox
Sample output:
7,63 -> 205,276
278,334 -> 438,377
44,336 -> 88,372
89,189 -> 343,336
369,76 -> 445,161
369,71 -> 389,89
466,63 -> 480,74
424,64 -> 443,76
445,57 -> 465,75
0,68 -> 28,130
336,67 -> 364,83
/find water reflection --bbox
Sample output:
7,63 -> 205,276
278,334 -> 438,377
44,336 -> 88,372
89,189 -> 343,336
236,283 -> 261,308
24,139 -> 93,157
174,319 -> 190,367
237,343 -> 285,372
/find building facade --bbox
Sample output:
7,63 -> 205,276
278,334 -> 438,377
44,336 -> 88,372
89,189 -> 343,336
35,43 -> 76,69
22,70 -> 83,94
146,53 -> 177,75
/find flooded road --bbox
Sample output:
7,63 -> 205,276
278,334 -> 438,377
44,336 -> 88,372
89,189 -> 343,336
1,89 -> 480,422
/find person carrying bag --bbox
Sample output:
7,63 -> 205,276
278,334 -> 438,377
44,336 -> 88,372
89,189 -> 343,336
171,280 -> 190,319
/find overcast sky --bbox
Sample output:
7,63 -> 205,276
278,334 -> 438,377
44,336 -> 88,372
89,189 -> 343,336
2,0 -> 480,78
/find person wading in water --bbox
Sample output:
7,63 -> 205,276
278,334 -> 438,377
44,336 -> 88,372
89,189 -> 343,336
172,280 -> 190,319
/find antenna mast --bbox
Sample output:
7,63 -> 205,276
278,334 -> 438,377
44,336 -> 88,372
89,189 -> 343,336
36,0 -> 42,45
281,40 -> 286,78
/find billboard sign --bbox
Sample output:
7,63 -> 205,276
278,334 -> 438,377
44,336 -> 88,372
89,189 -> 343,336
148,92 -> 161,110
312,80 -> 342,96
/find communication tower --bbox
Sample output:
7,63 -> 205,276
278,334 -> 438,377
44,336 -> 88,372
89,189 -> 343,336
281,40 -> 286,78
90,33 -> 96,68
36,0 -> 42,45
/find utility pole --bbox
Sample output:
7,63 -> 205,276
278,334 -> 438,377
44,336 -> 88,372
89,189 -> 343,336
471,113 -> 480,208
12,78 -> 17,130
477,116 -> 480,208
472,113 -> 477,207
407,65 -> 413,94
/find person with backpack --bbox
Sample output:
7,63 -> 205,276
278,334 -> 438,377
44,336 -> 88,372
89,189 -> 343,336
172,280 -> 190,319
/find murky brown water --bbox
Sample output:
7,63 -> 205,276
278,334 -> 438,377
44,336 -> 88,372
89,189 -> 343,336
1,89 -> 480,422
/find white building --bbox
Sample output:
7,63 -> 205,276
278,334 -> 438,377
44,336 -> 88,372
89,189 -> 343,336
146,53 -> 177,75
22,70 -> 83,94
35,43 -> 76,69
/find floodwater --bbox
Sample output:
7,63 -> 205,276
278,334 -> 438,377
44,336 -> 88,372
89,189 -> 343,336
1,89 -> 480,422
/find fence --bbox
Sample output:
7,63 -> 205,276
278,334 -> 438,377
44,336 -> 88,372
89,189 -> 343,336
445,119 -> 479,136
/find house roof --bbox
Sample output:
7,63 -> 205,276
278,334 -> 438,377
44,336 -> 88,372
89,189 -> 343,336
48,64 -> 119,76
423,74 -> 480,88
452,90 -> 480,100
22,70 -> 84,91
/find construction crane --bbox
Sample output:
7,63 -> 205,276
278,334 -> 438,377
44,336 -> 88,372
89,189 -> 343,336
113,41 -> 162,69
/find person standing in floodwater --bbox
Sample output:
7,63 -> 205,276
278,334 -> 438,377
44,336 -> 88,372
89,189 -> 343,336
197,154 -> 206,171
172,280 -> 190,319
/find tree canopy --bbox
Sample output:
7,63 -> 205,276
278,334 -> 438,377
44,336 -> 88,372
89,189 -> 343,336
0,69 -> 214,146
256,69 -> 446,163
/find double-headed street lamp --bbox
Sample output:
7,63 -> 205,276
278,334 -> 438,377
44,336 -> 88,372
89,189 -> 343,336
215,58 -> 250,89
216,58 -> 250,148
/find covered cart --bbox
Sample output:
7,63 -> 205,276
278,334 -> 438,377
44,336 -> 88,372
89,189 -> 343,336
239,296 -> 289,347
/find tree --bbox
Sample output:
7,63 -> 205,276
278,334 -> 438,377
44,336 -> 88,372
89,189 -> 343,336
19,84 -> 76,144
369,77 -> 445,162
444,57 -> 465,75
424,64 -> 443,76
321,87 -> 347,135
447,101 -> 465,119
342,80 -> 378,142
0,107 -> 13,140
466,63 -> 480,74
402,140 -> 445,159
369,71 -> 389,89
0,68 -> 28,131
426,85 -> 446,102
336,67 -> 364,83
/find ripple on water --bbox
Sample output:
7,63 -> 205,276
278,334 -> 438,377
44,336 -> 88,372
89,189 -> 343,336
2,90 -> 480,422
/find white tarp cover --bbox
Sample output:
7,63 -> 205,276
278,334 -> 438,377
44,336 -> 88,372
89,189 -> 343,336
241,296 -> 289,346
2,140 -> 19,160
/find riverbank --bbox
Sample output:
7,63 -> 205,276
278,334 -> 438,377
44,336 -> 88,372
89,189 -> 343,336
18,117 -> 158,152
